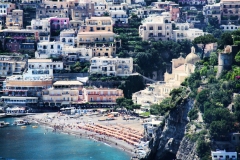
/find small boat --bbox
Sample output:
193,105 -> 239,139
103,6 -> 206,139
13,119 -> 30,126
32,125 -> 38,128
21,126 -> 27,129
0,121 -> 10,128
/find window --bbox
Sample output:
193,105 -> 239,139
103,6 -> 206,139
158,26 -> 162,30
51,45 -> 53,49
158,33 -> 162,37
149,26 -> 153,30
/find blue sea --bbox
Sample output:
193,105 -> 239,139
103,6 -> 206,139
0,118 -> 131,160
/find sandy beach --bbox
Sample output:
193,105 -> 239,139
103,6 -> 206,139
25,112 -> 147,158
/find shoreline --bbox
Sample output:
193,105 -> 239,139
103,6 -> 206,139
25,113 -> 142,158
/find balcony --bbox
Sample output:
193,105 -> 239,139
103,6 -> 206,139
49,94 -> 62,96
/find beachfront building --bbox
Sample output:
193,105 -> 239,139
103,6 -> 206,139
139,13 -> 172,41
82,88 -> 124,105
0,56 -> 26,76
172,23 -> 205,41
62,45 -> 93,62
35,41 -> 64,58
143,119 -> 161,138
25,59 -> 64,79
60,29 -> 76,46
77,16 -> 121,57
1,75 -> 53,107
42,81 -> 83,107
89,57 -> 133,76
132,47 -> 200,106
211,150 -> 237,160
6,9 -> 23,29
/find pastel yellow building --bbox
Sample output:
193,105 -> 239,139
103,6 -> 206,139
77,17 -> 121,57
6,9 -> 23,29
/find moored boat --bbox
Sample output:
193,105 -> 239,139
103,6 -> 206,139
13,119 -> 30,126
0,121 -> 10,128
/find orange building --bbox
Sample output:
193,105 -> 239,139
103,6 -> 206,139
82,88 -> 124,104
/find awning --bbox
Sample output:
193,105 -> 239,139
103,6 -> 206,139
61,101 -> 70,105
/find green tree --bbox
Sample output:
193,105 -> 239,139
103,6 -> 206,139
209,52 -> 218,66
193,34 -> 217,59
196,12 -> 205,23
235,51 -> 240,64
188,108 -> 199,121
208,17 -> 219,28
210,120 -> 233,139
218,32 -> 233,49
196,140 -> 211,159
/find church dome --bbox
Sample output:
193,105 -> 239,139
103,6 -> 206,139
185,47 -> 200,64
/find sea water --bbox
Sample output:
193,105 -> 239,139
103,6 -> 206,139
0,118 -> 131,160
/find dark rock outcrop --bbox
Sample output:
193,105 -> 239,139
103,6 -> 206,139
145,99 -> 194,160
176,137 -> 200,160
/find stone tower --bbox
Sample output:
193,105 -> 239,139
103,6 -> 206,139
216,45 -> 233,78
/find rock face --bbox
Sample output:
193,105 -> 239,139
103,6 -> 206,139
176,137 -> 200,160
145,99 -> 195,160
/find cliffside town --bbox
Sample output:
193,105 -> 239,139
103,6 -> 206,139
1,0 -> 240,159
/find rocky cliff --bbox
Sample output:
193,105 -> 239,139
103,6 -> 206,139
176,136 -> 200,160
145,98 -> 197,160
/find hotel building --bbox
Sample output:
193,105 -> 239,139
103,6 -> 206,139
77,16 -> 121,57
42,81 -> 83,107
82,88 -> 124,104
139,13 -> 172,41
89,57 -> 133,76
6,9 -> 23,29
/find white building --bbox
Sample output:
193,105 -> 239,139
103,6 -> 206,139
24,59 -> 63,80
202,3 -> 221,24
35,41 -> 64,59
62,45 -> 93,61
94,3 -> 106,16
90,57 -> 133,76
207,0 -> 217,5
220,24 -> 240,31
131,8 -> 149,19
109,10 -> 128,24
0,3 -> 15,15
30,19 -> 49,31
211,150 -> 237,160
172,23 -> 205,41
60,29 -> 76,46
139,13 -> 172,41
107,3 -> 128,24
